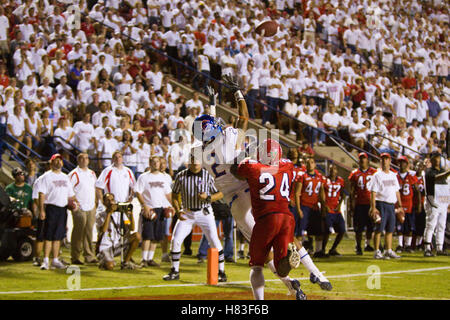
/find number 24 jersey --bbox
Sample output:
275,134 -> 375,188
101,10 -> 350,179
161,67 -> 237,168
236,159 -> 295,220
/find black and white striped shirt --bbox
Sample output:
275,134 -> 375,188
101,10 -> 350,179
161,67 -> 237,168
172,168 -> 218,210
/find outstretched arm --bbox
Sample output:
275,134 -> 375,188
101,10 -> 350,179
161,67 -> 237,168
223,75 -> 249,131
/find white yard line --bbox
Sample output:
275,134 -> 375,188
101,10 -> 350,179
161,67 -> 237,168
0,266 -> 449,296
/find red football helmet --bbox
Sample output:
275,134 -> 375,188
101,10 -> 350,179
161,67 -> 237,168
257,139 -> 282,165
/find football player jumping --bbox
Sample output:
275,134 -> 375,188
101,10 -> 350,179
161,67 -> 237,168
191,77 -> 331,298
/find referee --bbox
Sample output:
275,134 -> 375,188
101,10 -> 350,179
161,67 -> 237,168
163,153 -> 227,282
423,151 -> 450,257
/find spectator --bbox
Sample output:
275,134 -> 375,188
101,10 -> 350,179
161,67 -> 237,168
37,153 -> 77,270
69,153 -> 98,265
5,167 -> 33,211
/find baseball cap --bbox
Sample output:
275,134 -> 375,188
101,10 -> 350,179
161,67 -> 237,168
358,152 -> 368,159
12,167 -> 25,177
397,155 -> 409,163
380,153 -> 391,159
50,153 -> 63,161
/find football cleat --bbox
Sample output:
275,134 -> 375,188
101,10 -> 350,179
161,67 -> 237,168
436,250 -> 449,256
218,271 -> 228,282
163,268 -> 180,281
404,246 -> 414,253
395,245 -> 403,253
310,273 -> 332,291
287,243 -> 301,268
424,250 -> 434,257
290,279 -> 307,300
328,249 -> 342,257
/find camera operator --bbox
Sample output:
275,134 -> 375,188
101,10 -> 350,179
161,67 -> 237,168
5,168 -> 33,213
96,193 -> 141,270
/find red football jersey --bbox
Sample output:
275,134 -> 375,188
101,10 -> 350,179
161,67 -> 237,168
413,175 -> 425,206
237,158 -> 295,220
397,171 -> 419,214
295,170 -> 325,210
324,176 -> 345,214
290,165 -> 304,201
348,167 -> 377,205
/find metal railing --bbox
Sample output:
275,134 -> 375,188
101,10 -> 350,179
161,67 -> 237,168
369,132 -> 426,158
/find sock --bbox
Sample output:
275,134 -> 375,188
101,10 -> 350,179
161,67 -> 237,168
405,236 -> 412,247
218,250 -> 225,272
315,239 -> 323,253
171,251 -> 181,272
416,236 -> 423,246
437,244 -> 443,251
240,243 -> 245,251
398,235 -> 403,247
298,247 -> 327,282
267,259 -> 293,290
142,250 -> 149,261
43,257 -> 49,264
148,250 -> 155,261
425,243 -> 432,251
250,267 -> 265,300
52,258 -> 59,263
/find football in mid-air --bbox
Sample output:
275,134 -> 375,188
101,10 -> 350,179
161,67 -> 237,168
255,20 -> 278,37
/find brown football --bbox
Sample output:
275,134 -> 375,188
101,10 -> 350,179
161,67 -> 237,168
372,211 -> 381,224
68,199 -> 79,212
255,20 -> 279,37
395,208 -> 405,223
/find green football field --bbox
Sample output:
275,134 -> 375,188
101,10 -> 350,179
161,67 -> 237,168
0,233 -> 449,300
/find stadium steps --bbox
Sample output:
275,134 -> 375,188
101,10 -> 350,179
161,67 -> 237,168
0,152 -> 17,187
168,77 -> 360,178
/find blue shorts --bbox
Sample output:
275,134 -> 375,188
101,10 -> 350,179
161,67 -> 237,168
141,208 -> 165,241
289,205 -> 302,237
374,201 -> 395,233
396,213 -> 416,234
325,213 -> 346,234
43,204 -> 67,241
36,218 -> 45,241
353,204 -> 374,233
300,206 -> 323,236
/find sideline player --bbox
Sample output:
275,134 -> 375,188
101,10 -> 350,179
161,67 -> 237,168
348,153 -> 377,255
294,156 -> 326,258
395,156 -> 420,253
413,162 -> 426,250
193,81 -> 331,295
231,139 -> 305,300
322,163 -> 346,256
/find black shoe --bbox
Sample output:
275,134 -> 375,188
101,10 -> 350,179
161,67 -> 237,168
436,250 -> 449,256
310,273 -> 333,291
238,250 -> 245,259
328,249 -> 341,256
290,279 -> 307,300
147,260 -> 160,267
197,257 -> 205,264
182,249 -> 192,256
71,259 -> 84,265
163,268 -> 180,281
313,250 -> 328,258
404,246 -> 414,253
32,257 -> 41,267
395,245 -> 403,253
364,245 -> 374,252
424,249 -> 434,257
218,271 -> 227,282
225,257 -> 235,263
355,246 -> 363,256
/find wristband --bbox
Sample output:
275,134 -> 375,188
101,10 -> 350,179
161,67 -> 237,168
234,90 -> 244,101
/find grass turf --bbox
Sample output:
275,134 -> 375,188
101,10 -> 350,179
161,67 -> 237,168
0,233 -> 449,300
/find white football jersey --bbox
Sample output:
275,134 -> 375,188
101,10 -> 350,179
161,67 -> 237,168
202,126 -> 248,199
